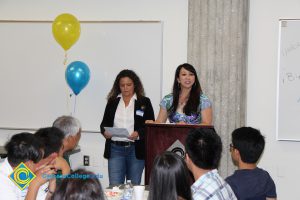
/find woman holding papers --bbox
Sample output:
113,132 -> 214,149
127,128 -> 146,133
100,69 -> 155,186
155,63 -> 212,125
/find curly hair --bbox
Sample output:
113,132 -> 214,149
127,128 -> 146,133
107,69 -> 145,102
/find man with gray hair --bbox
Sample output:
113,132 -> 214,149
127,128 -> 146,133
53,115 -> 81,157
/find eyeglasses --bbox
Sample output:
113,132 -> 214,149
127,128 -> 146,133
229,143 -> 234,151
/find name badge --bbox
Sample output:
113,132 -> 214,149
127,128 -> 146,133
136,110 -> 144,117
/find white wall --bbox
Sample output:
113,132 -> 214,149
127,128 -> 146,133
0,0 -> 188,187
248,0 -> 300,199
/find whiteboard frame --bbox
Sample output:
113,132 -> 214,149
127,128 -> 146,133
276,19 -> 300,141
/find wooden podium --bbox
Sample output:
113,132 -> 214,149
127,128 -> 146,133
144,123 -> 214,184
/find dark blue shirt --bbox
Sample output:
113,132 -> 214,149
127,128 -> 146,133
225,167 -> 277,200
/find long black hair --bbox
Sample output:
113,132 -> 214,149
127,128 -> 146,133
148,151 -> 192,200
107,69 -> 145,102
170,63 -> 202,115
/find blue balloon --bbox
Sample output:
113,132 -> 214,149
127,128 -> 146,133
65,61 -> 90,95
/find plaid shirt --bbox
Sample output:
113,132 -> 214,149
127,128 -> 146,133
191,169 -> 237,200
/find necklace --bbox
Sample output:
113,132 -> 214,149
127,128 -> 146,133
179,97 -> 188,105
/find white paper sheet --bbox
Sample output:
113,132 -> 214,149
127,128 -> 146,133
104,127 -> 129,138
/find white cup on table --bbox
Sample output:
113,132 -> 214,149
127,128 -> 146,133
133,185 -> 145,200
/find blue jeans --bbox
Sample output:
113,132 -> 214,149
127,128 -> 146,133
108,143 -> 144,186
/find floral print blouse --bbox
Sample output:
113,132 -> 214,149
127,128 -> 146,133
160,93 -> 212,124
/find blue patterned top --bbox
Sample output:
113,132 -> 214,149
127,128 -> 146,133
160,93 -> 212,124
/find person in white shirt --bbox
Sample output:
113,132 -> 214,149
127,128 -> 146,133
35,127 -> 71,189
0,132 -> 56,200
100,69 -> 155,186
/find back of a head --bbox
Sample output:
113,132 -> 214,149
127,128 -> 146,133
52,169 -> 105,200
5,132 -> 43,167
53,115 -> 81,137
148,151 -> 192,200
232,127 -> 265,163
185,128 -> 222,169
35,127 -> 64,158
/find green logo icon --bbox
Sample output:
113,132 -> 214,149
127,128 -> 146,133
9,162 -> 36,190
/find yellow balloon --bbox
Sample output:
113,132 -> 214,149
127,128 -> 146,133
52,13 -> 81,51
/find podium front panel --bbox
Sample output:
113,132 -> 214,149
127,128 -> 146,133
144,123 -> 214,185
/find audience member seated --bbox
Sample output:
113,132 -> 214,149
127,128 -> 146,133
35,127 -> 71,175
148,151 -> 192,200
52,115 -> 81,160
225,127 -> 277,200
0,132 -> 56,200
51,169 -> 105,200
185,128 -> 237,200
35,127 -> 71,190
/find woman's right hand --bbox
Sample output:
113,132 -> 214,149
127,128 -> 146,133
103,131 -> 112,139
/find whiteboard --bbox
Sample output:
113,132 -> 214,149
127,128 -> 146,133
277,19 -> 300,141
0,21 -> 163,132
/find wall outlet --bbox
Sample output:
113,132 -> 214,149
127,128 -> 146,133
83,155 -> 90,166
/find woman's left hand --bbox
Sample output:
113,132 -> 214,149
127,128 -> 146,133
128,131 -> 139,140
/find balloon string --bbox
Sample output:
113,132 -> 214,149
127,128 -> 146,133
68,93 -> 72,115
64,50 -> 71,114
73,95 -> 77,115
63,51 -> 68,66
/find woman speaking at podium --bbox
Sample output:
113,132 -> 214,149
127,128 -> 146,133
155,63 -> 212,125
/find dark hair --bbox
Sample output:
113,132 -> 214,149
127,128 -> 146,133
35,127 -> 64,158
148,151 -> 192,200
185,128 -> 222,169
171,63 -> 202,115
5,132 -> 43,167
107,69 -> 145,102
231,127 -> 265,163
52,169 -> 105,200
